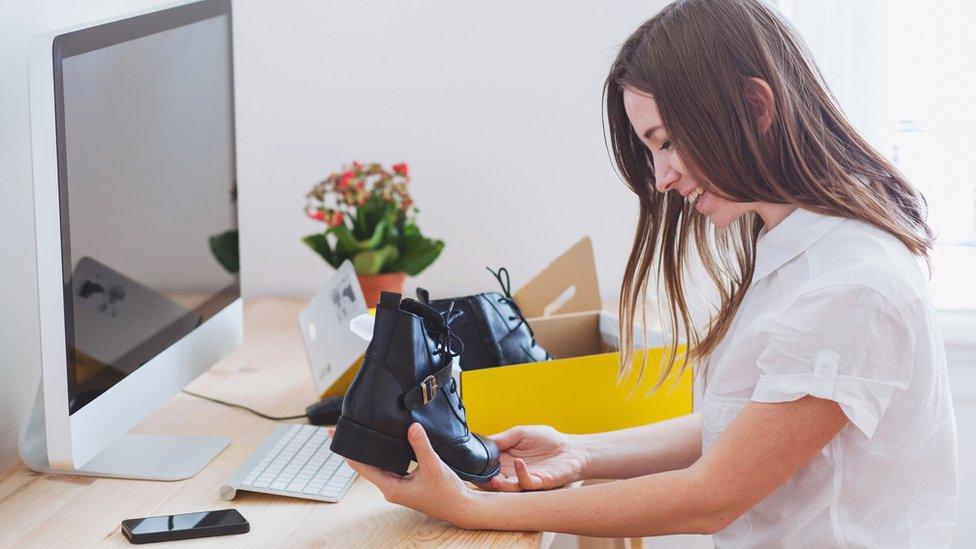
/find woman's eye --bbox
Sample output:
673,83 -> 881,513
660,140 -> 672,151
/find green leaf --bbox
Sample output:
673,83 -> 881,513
330,219 -> 388,253
353,244 -> 399,275
209,229 -> 240,274
302,233 -> 343,269
397,224 -> 444,276
354,196 -> 395,239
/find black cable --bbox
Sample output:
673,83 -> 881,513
181,389 -> 306,421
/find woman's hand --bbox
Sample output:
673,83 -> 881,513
486,426 -> 588,492
344,423 -> 477,528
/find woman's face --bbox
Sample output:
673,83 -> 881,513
622,87 -> 751,228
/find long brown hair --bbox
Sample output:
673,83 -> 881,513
606,0 -> 933,389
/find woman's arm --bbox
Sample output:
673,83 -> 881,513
576,412 -> 702,480
485,414 -> 701,492
350,395 -> 847,537
464,396 -> 846,536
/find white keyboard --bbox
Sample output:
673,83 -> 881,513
220,423 -> 357,502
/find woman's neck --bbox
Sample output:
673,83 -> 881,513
755,203 -> 798,232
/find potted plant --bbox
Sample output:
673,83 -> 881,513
302,161 -> 444,306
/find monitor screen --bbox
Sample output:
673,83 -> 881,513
53,0 -> 238,414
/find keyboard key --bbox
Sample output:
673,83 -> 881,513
228,424 -> 356,502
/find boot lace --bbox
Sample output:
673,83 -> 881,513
432,301 -> 466,415
430,300 -> 465,361
486,266 -> 552,359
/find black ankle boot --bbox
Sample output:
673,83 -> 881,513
330,291 -> 500,483
416,267 -> 553,371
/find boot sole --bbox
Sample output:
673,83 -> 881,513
330,416 -> 501,484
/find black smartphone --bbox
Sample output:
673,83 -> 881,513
121,508 -> 249,544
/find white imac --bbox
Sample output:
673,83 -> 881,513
20,0 -> 243,480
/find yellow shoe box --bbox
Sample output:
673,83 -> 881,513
461,237 -> 692,435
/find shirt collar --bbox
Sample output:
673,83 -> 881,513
752,207 -> 846,284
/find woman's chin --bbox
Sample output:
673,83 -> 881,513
703,210 -> 735,228
695,199 -> 746,228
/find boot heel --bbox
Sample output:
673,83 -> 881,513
330,416 -> 413,475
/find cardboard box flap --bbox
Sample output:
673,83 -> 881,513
514,236 -> 601,318
531,310 -> 667,359
531,311 -> 603,358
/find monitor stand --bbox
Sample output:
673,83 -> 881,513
20,383 -> 229,481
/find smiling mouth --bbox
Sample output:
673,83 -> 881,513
687,187 -> 704,205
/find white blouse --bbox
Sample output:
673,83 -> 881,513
698,207 -> 958,547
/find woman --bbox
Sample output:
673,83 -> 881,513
347,0 -> 959,545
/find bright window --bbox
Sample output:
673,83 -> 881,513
881,1 -> 976,312
782,0 -> 976,312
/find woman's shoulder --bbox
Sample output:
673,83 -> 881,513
798,216 -> 929,315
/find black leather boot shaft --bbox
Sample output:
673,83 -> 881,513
330,291 -> 500,483
416,267 -> 553,371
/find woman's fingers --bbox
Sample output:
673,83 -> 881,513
489,473 -> 525,492
488,427 -> 523,451
406,423 -> 441,470
346,459 -> 398,485
514,458 -> 542,490
488,460 -> 546,492
346,458 -> 408,505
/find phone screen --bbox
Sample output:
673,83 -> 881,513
122,509 -> 248,543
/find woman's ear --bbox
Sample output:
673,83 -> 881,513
745,77 -> 775,134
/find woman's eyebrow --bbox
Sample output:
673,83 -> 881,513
643,125 -> 663,139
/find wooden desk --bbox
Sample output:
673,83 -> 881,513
0,297 -> 552,547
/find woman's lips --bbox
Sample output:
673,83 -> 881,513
694,190 -> 709,213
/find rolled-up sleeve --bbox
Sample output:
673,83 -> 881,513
750,284 -> 915,439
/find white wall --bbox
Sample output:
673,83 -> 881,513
783,0 -> 885,146
0,0 -> 665,477
235,0 -> 664,301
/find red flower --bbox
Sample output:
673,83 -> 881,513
338,171 -> 355,190
306,208 -> 326,221
328,211 -> 345,228
392,162 -> 409,177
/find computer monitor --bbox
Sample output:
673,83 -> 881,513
21,0 -> 242,480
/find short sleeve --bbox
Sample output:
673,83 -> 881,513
750,284 -> 915,440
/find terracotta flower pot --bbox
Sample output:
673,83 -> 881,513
357,272 -> 406,308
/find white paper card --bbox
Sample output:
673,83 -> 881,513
298,260 -> 369,394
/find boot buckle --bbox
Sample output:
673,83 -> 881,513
421,375 -> 439,405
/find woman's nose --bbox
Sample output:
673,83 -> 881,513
655,166 -> 680,194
